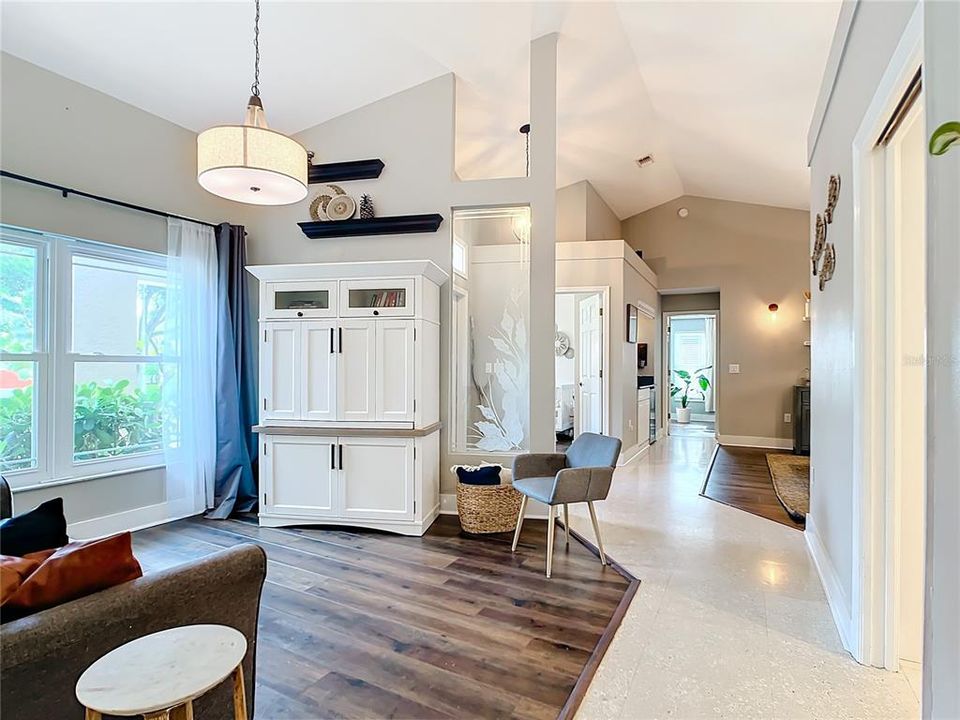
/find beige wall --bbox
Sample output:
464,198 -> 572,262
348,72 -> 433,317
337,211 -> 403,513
0,54 -> 252,531
623,194 -> 809,442
556,180 -> 622,243
661,292 -> 720,314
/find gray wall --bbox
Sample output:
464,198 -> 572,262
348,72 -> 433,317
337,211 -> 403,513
556,179 -> 622,243
623,194 -> 809,442
661,292 -> 721,314
0,53 -> 252,530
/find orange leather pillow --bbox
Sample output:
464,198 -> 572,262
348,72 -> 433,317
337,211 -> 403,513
2,532 -> 142,616
0,555 -> 43,605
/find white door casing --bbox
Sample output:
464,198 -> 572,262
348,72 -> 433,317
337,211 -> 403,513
577,293 -> 603,435
338,320 -> 377,422
261,436 -> 337,517
301,321 -> 338,422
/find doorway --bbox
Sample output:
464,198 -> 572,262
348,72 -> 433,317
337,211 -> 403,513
555,288 -> 608,451
663,311 -> 718,438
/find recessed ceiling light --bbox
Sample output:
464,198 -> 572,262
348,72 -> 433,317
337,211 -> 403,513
636,155 -> 655,168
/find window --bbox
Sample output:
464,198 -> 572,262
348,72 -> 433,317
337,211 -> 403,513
0,225 -> 170,486
674,330 -> 708,400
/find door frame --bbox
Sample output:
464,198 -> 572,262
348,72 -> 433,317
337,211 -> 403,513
661,309 -> 720,436
556,286 -> 610,437
848,1 -> 924,669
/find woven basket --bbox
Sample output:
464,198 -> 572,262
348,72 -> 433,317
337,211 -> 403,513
456,481 -> 523,534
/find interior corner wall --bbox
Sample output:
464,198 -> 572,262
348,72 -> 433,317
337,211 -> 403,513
583,181 -> 623,241
556,180 -> 622,243
805,0 -> 918,650
623,195 -> 809,444
0,53 -> 251,533
923,1 -> 960,715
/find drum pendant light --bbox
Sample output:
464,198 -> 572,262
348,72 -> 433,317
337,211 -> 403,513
197,0 -> 307,205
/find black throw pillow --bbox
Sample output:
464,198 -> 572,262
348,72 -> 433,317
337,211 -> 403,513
0,498 -> 68,556
456,465 -> 502,486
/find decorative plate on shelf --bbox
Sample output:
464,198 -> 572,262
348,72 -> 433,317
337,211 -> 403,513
326,194 -> 356,221
308,184 -> 347,221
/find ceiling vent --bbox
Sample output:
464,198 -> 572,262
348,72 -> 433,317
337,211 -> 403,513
636,155 -> 655,168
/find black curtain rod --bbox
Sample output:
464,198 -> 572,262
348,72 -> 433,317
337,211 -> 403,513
0,170 -> 219,229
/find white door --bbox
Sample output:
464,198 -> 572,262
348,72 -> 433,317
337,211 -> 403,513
339,437 -> 415,521
261,436 -> 338,517
301,321 -> 338,422
261,322 -> 299,421
338,320 -> 377,422
376,319 -> 415,422
577,294 -> 603,435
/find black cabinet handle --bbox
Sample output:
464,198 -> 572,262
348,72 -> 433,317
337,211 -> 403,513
338,327 -> 343,353
373,310 -> 379,316
329,327 -> 334,353
297,311 -> 304,317
331,444 -> 335,470
339,444 -> 344,470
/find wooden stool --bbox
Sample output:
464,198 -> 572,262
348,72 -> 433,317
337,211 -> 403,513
76,624 -> 248,720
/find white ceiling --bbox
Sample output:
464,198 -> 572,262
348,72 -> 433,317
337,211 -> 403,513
0,1 -> 839,218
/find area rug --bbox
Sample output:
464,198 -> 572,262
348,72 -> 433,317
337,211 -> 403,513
766,453 -> 810,521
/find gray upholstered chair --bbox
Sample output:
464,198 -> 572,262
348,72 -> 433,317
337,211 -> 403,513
0,475 -> 12,520
511,432 -> 622,578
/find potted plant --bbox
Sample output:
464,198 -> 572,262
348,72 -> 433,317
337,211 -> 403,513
671,366 -> 711,424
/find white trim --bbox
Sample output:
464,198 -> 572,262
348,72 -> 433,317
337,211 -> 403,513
806,513 -> 855,654
849,2 -> 924,668
555,239 -> 658,290
807,0 -> 861,163
617,442 -> 649,466
717,435 -> 792,450
67,499 -> 199,540
247,259 -> 449,286
662,309 -> 720,438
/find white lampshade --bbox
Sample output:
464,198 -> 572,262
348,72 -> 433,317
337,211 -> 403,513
197,98 -> 307,206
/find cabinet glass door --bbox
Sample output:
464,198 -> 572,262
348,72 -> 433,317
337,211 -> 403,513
340,278 -> 415,317
265,282 -> 337,319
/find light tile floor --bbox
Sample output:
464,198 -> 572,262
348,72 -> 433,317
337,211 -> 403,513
573,434 -> 919,720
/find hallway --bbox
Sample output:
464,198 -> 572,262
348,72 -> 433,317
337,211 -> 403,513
571,435 -> 918,719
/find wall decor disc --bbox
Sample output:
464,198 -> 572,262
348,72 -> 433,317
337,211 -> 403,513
326,193 -> 356,221
308,184 -> 347,221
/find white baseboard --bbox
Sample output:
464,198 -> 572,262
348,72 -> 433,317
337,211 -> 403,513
618,442 -> 650,466
68,499 -> 200,540
805,513 -> 855,655
718,434 -> 793,450
440,493 -> 550,519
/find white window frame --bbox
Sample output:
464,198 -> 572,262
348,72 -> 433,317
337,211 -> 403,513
672,329 -> 708,401
1,225 -> 170,488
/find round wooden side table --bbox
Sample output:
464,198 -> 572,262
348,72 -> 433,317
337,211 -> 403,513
76,624 -> 248,720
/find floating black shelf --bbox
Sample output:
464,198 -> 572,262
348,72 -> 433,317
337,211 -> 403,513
298,214 -> 444,239
308,159 -> 384,184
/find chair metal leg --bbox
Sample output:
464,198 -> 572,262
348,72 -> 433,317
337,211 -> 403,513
546,508 -> 556,578
563,504 -> 570,547
511,495 -> 528,552
587,501 -> 607,566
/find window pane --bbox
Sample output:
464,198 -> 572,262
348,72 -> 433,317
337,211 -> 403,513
74,362 -> 167,462
0,241 -> 38,353
72,254 -> 166,356
450,207 -> 530,454
0,361 -> 36,472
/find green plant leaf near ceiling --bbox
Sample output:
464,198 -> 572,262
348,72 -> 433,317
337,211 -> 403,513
929,121 -> 960,156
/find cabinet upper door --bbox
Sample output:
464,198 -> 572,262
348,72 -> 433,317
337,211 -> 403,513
261,322 -> 300,421
340,278 -> 415,317
339,437 -> 414,521
376,320 -> 415,422
262,436 -> 337,517
338,321 -> 377,422
301,321 -> 338,422
264,281 -> 337,319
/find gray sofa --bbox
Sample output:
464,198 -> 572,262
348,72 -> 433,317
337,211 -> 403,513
0,529 -> 267,720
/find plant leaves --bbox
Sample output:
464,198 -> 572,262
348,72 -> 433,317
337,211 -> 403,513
929,121 -> 960,156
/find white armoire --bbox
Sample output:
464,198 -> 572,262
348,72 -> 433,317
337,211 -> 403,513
246,260 -> 447,536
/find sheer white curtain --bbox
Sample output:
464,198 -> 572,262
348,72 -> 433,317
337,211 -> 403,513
703,315 -> 716,413
164,219 -> 218,514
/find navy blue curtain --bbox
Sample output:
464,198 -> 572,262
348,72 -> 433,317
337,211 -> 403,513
206,223 -> 259,519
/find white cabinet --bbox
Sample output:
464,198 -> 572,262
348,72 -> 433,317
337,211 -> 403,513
248,260 -> 448,536
638,388 -> 652,449
261,436 -> 337,517
340,437 -> 415,521
260,322 -> 299,421
338,320 -> 378,422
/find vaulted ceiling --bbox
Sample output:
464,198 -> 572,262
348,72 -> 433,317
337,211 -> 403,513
0,1 -> 839,218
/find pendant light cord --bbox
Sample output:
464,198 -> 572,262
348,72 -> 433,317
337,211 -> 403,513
250,0 -> 261,98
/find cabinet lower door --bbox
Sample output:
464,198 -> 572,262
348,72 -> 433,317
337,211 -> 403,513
338,321 -> 377,422
301,321 -> 338,421
262,436 -> 338,517
376,319 -> 415,422
261,322 -> 300,421
339,437 -> 414,521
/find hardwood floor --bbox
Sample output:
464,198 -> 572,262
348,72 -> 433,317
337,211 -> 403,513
133,515 -> 636,719
701,445 -> 805,530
